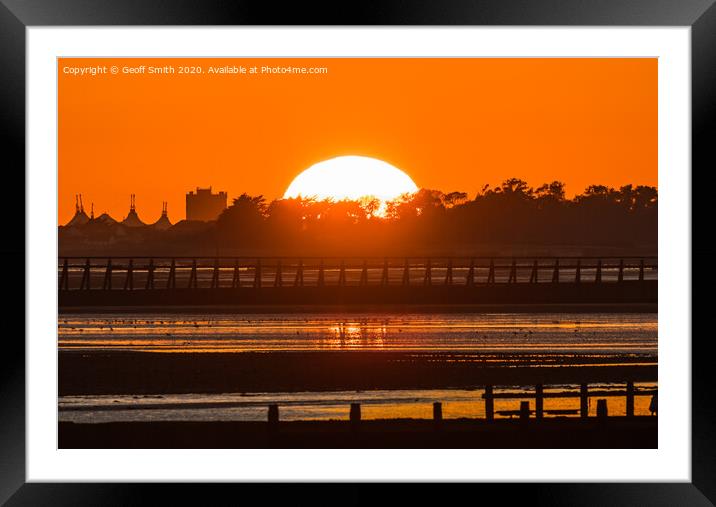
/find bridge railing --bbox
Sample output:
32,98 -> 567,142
57,256 -> 658,291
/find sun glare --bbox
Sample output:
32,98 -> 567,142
283,156 -> 419,205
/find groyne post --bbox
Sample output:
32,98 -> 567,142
60,258 -> 69,290
535,384 -> 544,420
484,385 -> 494,421
124,259 -> 133,290
350,403 -> 361,429
268,404 -> 279,432
575,259 -> 581,283
102,258 -> 112,290
444,259 -> 453,285
402,258 -> 410,286
519,401 -> 530,421
487,260 -> 495,284
552,259 -> 560,283
433,402 -> 443,429
254,259 -> 262,289
466,259 -> 475,286
274,260 -> 282,288
145,258 -> 155,290
211,258 -> 220,289
187,259 -> 196,289
530,260 -> 538,283
596,399 -> 608,419
80,259 -> 90,290
626,381 -> 635,417
508,259 -> 517,283
595,259 -> 602,283
167,259 -> 176,289
232,259 -> 240,288
294,259 -> 304,287
618,259 -> 624,282
580,384 -> 589,419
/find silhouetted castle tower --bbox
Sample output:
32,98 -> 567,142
121,194 -> 146,227
65,194 -> 90,226
152,201 -> 173,230
186,187 -> 227,221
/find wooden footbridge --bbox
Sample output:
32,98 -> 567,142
58,256 -> 657,307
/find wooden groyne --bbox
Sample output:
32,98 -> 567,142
58,256 -> 657,307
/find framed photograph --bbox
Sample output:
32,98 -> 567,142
4,0 -> 712,503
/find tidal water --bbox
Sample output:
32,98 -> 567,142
59,312 -> 657,422
58,312 -> 657,354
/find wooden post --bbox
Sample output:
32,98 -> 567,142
102,258 -> 112,290
466,259 -> 475,286
359,260 -> 367,286
595,259 -> 602,283
618,259 -> 624,282
81,259 -> 91,290
423,258 -> 431,286
596,399 -> 608,419
487,259 -> 495,284
580,384 -> 589,419
211,258 -> 220,288
294,259 -> 304,287
188,260 -> 197,289
145,258 -> 155,290
530,260 -> 538,283
350,403 -> 361,424
484,385 -> 494,421
639,259 -> 645,282
338,260 -> 346,287
402,258 -> 410,286
433,402 -> 443,425
552,259 -> 560,283
254,259 -> 262,289
274,260 -> 282,288
508,259 -> 517,283
318,260 -> 325,287
626,381 -> 635,417
535,384 -> 544,420
124,259 -> 134,290
232,259 -> 240,288
575,259 -> 581,283
444,259 -> 453,285
381,259 -> 389,286
519,401 -> 530,421
268,404 -> 279,427
167,259 -> 176,289
60,259 -> 69,291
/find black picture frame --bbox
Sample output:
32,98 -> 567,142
2,0 -> 711,504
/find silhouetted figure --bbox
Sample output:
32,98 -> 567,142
649,392 -> 658,415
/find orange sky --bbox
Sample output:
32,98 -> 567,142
58,57 -> 656,225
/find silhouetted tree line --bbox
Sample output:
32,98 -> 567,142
212,178 -> 656,255
59,178 -> 657,257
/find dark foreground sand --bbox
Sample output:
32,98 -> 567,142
59,350 -> 656,396
59,417 -> 657,449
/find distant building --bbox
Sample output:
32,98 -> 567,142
186,187 -> 227,221
152,201 -> 173,230
65,194 -> 90,227
122,194 -> 146,227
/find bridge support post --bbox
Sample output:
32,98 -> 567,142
232,259 -> 240,288
274,260 -> 282,288
254,259 -> 262,289
318,260 -> 325,287
484,385 -> 494,421
146,258 -> 155,290
295,259 -> 304,287
338,260 -> 346,287
580,384 -> 589,419
530,260 -> 538,283
167,259 -> 176,289
211,259 -> 220,288
575,259 -> 581,283
188,260 -> 197,289
445,259 -> 453,285
552,259 -> 560,283
423,258 -> 431,286
124,259 -> 134,290
80,259 -> 91,290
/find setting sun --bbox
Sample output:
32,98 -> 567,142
283,156 -> 419,203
